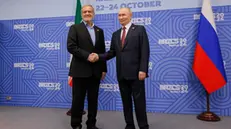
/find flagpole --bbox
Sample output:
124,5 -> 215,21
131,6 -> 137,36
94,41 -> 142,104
197,91 -> 221,122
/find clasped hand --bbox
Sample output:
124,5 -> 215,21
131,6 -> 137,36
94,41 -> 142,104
88,53 -> 99,63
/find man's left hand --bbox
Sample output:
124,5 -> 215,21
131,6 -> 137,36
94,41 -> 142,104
139,71 -> 146,80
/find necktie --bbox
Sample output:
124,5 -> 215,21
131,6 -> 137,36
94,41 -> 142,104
121,26 -> 126,48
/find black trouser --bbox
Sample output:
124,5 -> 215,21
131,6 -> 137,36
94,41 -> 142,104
71,76 -> 100,128
119,79 -> 149,129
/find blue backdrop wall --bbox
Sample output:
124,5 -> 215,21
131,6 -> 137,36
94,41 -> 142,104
0,0 -> 231,116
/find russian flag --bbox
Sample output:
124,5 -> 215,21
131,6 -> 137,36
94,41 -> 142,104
192,0 -> 227,94
68,76 -> 73,87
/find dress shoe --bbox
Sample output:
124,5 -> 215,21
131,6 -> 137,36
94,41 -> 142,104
140,126 -> 149,129
73,127 -> 81,129
125,125 -> 135,129
66,109 -> 71,116
72,126 -> 82,129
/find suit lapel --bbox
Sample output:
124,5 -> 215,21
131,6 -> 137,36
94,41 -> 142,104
94,26 -> 99,46
117,28 -> 122,49
122,24 -> 136,50
80,22 -> 94,46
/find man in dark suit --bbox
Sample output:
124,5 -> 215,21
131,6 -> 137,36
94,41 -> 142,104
92,8 -> 150,129
67,5 -> 107,129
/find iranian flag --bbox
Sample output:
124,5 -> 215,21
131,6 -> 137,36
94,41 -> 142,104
68,0 -> 94,87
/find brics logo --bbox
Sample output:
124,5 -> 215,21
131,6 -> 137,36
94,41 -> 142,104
100,84 -> 119,92
14,63 -> 34,70
38,43 -> 60,50
105,41 -> 111,50
38,83 -> 61,91
149,62 -> 153,70
14,24 -> 34,31
159,84 -> 188,93
66,22 -> 74,27
132,17 -> 151,25
158,38 -> 187,47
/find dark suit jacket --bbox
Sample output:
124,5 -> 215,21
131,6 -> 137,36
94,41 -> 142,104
99,24 -> 150,80
67,22 -> 107,78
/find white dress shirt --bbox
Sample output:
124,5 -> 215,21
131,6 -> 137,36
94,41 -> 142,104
120,21 -> 132,39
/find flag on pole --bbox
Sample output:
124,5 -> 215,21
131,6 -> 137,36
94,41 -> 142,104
192,0 -> 227,94
75,0 -> 82,24
68,0 -> 82,87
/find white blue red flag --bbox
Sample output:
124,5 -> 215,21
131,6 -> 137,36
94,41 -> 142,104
192,0 -> 227,94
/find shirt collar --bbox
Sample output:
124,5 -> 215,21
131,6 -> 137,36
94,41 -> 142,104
122,21 -> 132,30
83,21 -> 94,28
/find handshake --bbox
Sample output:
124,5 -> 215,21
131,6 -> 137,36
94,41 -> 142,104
87,53 -> 99,63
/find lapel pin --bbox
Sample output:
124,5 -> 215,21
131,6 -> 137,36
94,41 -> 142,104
97,29 -> 99,31
132,27 -> 135,30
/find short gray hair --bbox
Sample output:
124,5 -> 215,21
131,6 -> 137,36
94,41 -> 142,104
119,7 -> 132,15
81,5 -> 95,14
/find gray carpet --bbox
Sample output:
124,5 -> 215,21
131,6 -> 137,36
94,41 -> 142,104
0,106 -> 230,129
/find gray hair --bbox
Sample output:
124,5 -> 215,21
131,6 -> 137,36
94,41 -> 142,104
81,5 -> 95,14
